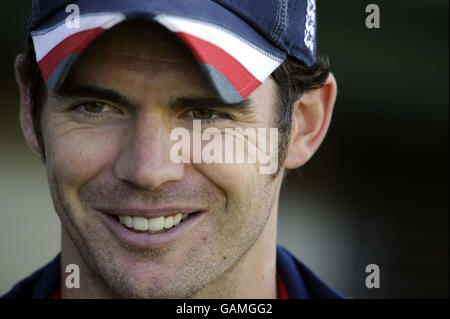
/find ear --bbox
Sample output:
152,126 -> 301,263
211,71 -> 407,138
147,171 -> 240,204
283,73 -> 337,169
15,53 -> 42,155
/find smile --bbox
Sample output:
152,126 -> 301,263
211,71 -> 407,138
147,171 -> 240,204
98,209 -> 206,248
117,213 -> 189,233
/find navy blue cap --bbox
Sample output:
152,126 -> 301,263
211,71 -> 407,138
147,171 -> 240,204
29,0 -> 317,103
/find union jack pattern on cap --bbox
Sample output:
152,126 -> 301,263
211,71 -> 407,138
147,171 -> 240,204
29,0 -> 317,103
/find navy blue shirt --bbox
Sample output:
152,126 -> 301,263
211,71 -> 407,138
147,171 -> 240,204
1,245 -> 345,299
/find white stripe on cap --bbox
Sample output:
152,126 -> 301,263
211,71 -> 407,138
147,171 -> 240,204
154,14 -> 283,82
31,13 -> 125,62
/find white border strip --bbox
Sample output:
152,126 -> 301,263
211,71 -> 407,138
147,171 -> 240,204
32,13 -> 125,62
155,14 -> 282,82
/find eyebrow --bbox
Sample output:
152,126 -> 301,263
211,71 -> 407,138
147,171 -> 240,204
56,80 -> 139,108
56,78 -> 252,111
169,96 -> 251,110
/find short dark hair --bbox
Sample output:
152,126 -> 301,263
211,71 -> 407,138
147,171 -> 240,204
17,43 -> 47,160
271,54 -> 330,170
17,42 -> 330,167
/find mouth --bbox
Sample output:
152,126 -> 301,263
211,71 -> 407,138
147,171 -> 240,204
97,209 -> 206,248
116,212 -> 195,234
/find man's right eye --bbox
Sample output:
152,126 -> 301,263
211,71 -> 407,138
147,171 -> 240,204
70,101 -> 123,121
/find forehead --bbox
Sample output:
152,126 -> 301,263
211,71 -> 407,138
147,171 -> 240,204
63,20 -> 213,99
84,20 -> 194,62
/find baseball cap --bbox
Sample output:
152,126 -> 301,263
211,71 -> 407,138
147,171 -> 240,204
28,0 -> 317,104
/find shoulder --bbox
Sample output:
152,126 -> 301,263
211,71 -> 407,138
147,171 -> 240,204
276,245 -> 347,299
1,254 -> 61,299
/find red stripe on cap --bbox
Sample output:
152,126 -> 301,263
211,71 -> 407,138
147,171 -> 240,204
175,32 -> 261,99
38,27 -> 105,82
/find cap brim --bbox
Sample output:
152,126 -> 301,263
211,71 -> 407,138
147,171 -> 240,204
30,0 -> 286,103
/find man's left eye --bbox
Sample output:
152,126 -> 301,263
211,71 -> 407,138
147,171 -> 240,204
81,102 -> 113,113
187,108 -> 233,121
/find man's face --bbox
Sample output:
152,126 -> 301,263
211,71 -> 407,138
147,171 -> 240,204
40,21 -> 283,298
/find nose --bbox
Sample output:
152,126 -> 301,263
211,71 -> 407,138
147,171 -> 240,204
114,114 -> 185,190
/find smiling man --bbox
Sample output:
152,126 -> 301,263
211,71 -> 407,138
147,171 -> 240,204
3,0 -> 343,299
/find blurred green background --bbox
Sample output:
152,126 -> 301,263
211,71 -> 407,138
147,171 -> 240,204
0,1 -> 448,298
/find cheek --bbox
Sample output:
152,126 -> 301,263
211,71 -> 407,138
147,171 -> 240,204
195,146 -> 263,214
45,128 -> 121,187
194,128 -> 273,192
198,163 -> 251,198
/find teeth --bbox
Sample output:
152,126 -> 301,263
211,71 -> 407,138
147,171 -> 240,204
173,213 -> 181,226
164,216 -> 174,229
133,217 -> 148,231
148,216 -> 165,231
123,216 -> 133,228
118,212 -> 192,232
